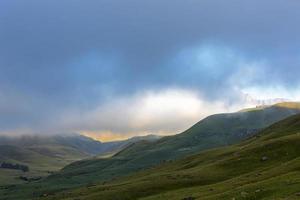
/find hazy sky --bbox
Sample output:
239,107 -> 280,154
1,0 -> 300,140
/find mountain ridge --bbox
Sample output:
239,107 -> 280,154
7,101 -> 298,195
2,105 -> 300,200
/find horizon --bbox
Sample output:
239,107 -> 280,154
0,100 -> 298,142
1,0 -> 300,141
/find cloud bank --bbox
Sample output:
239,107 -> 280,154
1,0 -> 300,139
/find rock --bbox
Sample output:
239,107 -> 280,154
255,189 -> 261,193
261,156 -> 268,161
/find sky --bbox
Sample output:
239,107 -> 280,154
1,0 -> 300,141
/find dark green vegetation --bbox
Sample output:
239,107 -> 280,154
0,102 -> 300,200
0,134 -> 160,185
0,162 -> 29,172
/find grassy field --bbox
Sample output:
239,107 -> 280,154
1,112 -> 300,199
0,169 -> 24,185
0,143 -> 90,186
0,134 -> 105,186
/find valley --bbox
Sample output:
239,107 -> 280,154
1,2 -> 299,199
0,134 -> 159,186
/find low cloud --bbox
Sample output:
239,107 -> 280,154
58,88 -> 253,140
1,1 -> 300,138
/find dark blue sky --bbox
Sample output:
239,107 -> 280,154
1,0 -> 300,139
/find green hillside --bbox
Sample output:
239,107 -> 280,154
41,102 -> 300,186
31,112 -> 300,200
1,103 -> 300,200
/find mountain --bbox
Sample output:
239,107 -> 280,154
48,102 -> 300,184
0,134 -> 160,185
94,134 -> 162,158
1,102 -> 299,199
2,104 -> 300,200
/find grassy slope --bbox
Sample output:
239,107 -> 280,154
0,143 -> 89,185
37,103 -> 300,187
0,134 -> 161,186
1,103 -> 300,199
0,134 -> 110,185
38,113 -> 300,200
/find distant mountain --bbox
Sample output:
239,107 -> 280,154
94,134 -> 162,158
0,134 -> 103,157
0,134 -> 160,185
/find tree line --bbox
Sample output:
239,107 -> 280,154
0,162 -> 29,172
